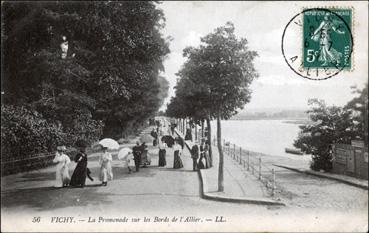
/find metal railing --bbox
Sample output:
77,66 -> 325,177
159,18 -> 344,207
172,118 -> 278,197
1,152 -> 55,175
212,137 -> 277,196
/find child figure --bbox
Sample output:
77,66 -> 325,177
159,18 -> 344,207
99,147 -> 113,186
120,151 -> 134,174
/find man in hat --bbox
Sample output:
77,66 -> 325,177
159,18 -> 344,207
190,142 -> 199,171
151,128 -> 158,146
132,141 -> 142,172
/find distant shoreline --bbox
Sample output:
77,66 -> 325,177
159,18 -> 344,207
283,119 -> 312,125
228,118 -> 311,125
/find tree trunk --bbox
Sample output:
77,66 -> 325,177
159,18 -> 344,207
364,101 -> 368,148
179,118 -> 181,133
185,118 -> 187,133
217,114 -> 224,192
195,123 -> 198,141
201,120 -> 204,138
206,117 -> 213,167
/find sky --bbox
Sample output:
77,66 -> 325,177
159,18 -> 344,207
157,1 -> 368,112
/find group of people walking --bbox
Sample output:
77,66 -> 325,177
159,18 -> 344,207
149,134 -> 184,169
131,141 -> 149,172
52,123 -> 210,188
151,127 -> 211,171
52,140 -> 111,188
150,125 -> 183,169
190,139 -> 211,171
150,122 -> 211,171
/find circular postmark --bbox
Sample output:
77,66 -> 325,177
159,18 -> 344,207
281,8 -> 353,80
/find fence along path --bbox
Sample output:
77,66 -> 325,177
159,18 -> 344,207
174,120 -> 278,197
211,137 -> 278,196
1,152 -> 55,175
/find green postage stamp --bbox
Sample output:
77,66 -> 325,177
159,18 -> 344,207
303,8 -> 353,69
282,7 -> 354,80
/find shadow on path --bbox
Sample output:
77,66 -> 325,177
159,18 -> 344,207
2,124 -> 201,213
2,184 -> 112,211
15,171 -> 56,183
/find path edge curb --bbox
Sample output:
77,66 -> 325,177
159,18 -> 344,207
274,164 -> 368,190
198,169 -> 285,206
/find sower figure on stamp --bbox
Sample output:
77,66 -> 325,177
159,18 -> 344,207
132,141 -> 142,172
311,12 -> 345,66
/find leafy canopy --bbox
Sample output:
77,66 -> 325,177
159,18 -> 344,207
2,1 -> 170,139
167,22 -> 258,120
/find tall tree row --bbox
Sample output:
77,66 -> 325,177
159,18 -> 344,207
167,22 -> 258,191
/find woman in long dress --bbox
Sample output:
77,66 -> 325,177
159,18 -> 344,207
203,142 -> 211,168
53,146 -> 71,187
198,151 -> 206,170
70,140 -> 89,188
151,128 -> 158,146
158,137 -> 167,167
199,139 -> 210,169
173,139 -> 183,169
99,147 -> 113,186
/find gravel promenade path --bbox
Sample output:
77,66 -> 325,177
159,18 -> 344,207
1,125 -> 368,232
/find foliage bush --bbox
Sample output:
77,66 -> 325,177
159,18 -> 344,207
294,84 -> 368,172
293,99 -> 354,171
1,105 -> 65,160
1,105 -> 103,162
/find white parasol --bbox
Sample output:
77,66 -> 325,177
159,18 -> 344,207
99,138 -> 120,150
118,148 -> 133,160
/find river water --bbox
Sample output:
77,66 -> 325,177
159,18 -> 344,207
210,120 -> 303,157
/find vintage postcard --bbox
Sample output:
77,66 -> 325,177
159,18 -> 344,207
1,1 -> 368,232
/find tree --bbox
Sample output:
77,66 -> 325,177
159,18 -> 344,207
344,84 -> 368,146
168,22 -> 258,191
168,69 -> 214,166
294,85 -> 368,171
